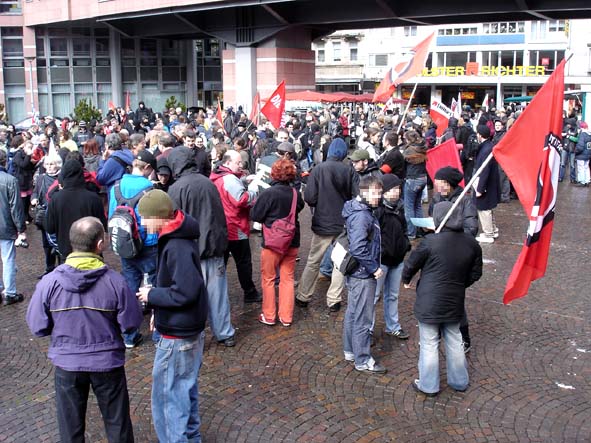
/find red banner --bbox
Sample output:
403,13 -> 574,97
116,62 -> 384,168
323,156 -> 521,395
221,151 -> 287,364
426,138 -> 464,187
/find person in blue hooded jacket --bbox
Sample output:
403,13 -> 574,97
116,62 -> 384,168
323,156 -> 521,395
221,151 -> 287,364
296,137 -> 359,312
342,175 -> 387,374
97,133 -> 134,190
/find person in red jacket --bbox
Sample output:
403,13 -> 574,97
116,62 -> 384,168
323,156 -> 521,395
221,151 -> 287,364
210,150 -> 261,303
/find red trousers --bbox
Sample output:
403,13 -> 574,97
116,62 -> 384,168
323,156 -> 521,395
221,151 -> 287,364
260,247 -> 298,324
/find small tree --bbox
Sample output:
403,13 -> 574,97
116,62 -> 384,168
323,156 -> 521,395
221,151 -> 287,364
164,96 -> 187,113
72,98 -> 102,122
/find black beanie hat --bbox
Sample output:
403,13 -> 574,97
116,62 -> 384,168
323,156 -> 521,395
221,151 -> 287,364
477,124 -> 491,139
434,166 -> 463,188
382,173 -> 402,192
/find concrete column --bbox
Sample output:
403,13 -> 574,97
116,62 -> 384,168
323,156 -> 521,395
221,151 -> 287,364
109,29 -> 122,107
23,26 -> 39,118
235,47 -> 257,112
222,28 -> 315,111
186,40 -> 198,107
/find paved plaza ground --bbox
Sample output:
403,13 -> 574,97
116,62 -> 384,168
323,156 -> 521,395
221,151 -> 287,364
1,183 -> 590,442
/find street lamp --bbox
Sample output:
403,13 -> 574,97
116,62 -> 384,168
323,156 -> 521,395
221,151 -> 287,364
24,56 -> 36,122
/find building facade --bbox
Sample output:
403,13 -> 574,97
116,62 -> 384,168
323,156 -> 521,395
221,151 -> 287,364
0,1 -> 224,123
314,20 -> 591,113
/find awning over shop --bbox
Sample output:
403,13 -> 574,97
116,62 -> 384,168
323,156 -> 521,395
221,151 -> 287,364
284,91 -> 407,103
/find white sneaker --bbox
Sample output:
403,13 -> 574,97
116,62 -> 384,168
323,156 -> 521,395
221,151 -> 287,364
476,234 -> 495,244
344,351 -> 355,362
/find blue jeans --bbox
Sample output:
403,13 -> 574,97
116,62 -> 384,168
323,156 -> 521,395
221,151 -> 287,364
0,239 -> 17,295
152,332 -> 205,443
560,150 -> 577,182
417,322 -> 468,394
372,263 -> 403,333
404,176 -> 427,238
201,256 -> 235,342
319,244 -> 333,277
343,276 -> 377,369
121,245 -> 158,344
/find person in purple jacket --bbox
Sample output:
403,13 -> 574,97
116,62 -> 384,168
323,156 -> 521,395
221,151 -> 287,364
26,216 -> 142,443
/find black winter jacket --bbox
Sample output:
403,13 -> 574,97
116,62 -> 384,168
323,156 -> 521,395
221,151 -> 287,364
304,158 -> 358,236
45,165 -> 106,257
167,147 -> 228,259
12,149 -> 35,192
251,182 -> 305,249
149,211 -> 208,337
375,199 -> 410,267
473,139 -> 500,211
0,167 -> 25,240
402,209 -> 482,324
429,187 -> 478,237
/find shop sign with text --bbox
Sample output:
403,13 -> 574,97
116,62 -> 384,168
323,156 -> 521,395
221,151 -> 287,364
421,64 -> 546,77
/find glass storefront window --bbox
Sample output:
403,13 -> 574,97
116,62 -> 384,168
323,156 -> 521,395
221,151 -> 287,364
73,38 -> 91,56
2,38 -> 23,57
140,39 -> 157,57
50,38 -> 68,57
96,38 -> 109,56
36,38 -> 45,57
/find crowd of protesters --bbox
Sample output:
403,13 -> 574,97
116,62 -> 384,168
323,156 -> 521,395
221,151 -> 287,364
0,96 -> 586,441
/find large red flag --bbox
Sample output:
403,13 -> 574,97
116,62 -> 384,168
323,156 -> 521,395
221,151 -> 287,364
249,92 -> 260,127
372,33 -> 434,103
426,138 -> 464,187
492,58 -> 566,304
429,99 -> 453,137
260,81 -> 286,129
372,69 -> 394,103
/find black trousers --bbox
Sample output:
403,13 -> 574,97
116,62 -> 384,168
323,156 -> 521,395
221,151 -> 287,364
224,238 -> 257,298
54,366 -> 134,443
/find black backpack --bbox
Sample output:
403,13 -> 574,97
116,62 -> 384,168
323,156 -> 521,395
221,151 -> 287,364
108,181 -> 152,259
461,132 -> 479,162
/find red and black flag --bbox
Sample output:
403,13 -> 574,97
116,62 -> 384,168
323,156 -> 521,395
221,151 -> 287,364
492,58 -> 566,304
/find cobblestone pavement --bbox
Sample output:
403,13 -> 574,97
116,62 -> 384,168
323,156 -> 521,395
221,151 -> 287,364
1,183 -> 590,443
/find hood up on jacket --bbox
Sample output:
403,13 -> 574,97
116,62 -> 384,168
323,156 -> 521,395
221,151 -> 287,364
327,138 -> 348,161
167,146 -> 198,179
433,200 -> 463,232
58,159 -> 86,188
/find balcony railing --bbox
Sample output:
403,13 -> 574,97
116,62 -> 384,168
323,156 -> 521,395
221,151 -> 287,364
0,0 -> 21,14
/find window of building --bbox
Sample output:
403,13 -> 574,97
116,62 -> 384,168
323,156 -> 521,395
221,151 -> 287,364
36,38 -> 45,58
549,20 -> 566,32
96,38 -> 109,57
349,41 -> 358,61
1,38 -> 22,57
317,49 -> 325,63
332,42 -> 341,62
446,52 -> 467,66
483,21 -> 524,34
50,38 -> 68,57
72,38 -> 91,56
371,54 -> 388,66
404,26 -> 417,37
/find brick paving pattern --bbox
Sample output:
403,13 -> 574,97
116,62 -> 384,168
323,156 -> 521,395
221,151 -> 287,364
1,184 -> 590,442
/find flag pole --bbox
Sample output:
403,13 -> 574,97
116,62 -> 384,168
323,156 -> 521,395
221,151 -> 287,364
396,82 -> 418,134
434,151 -> 494,233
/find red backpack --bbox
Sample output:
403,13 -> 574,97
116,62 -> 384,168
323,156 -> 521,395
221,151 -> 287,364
262,189 -> 297,255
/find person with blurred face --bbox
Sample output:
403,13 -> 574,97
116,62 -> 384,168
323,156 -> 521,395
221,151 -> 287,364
341,176 -> 386,374
371,174 -> 410,340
